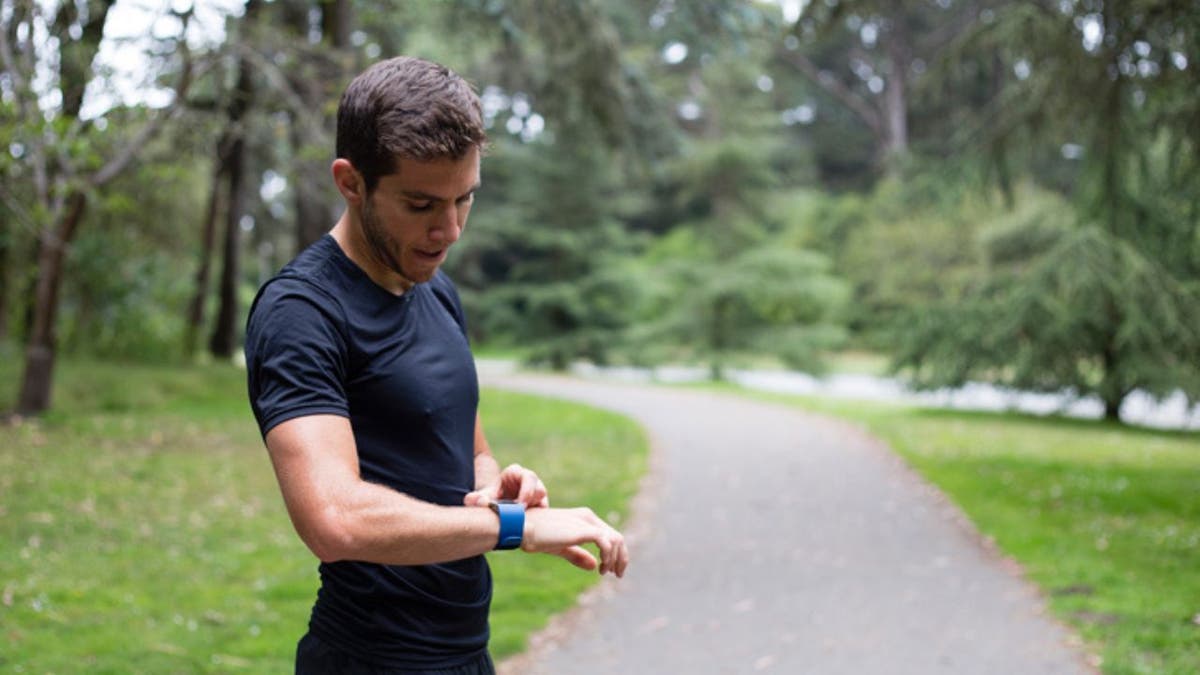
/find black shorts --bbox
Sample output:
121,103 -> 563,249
295,632 -> 496,675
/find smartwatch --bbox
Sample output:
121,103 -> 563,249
489,500 -> 525,550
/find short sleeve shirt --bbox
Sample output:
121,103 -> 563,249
244,235 -> 489,669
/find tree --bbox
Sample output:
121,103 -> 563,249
279,0 -> 354,252
434,0 -> 679,366
207,0 -> 262,360
641,24 -> 852,375
894,225 -> 1200,421
778,0 -> 1006,174
892,0 -> 1200,422
1,0 -> 202,415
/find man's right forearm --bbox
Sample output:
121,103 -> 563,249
266,414 -> 627,574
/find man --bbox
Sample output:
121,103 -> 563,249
244,56 -> 629,674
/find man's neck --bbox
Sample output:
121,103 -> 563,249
330,211 -> 414,296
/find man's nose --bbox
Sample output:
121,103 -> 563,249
429,207 -> 461,244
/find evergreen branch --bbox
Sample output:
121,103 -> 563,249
778,48 -> 883,139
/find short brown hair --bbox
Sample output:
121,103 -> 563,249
336,56 -> 487,193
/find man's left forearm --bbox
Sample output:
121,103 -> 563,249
473,412 -> 501,490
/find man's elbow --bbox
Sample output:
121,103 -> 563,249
297,512 -> 358,563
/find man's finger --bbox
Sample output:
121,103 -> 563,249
462,489 -> 495,507
555,545 -> 597,571
517,471 -> 548,507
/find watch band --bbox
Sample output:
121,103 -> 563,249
489,500 -> 525,550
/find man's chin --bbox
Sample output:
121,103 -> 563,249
397,267 -> 436,285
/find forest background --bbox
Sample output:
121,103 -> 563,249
3,2 -> 1200,672
2,0 -> 1199,423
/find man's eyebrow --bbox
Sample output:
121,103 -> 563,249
400,182 -> 481,202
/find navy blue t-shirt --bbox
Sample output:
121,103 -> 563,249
244,235 -> 489,668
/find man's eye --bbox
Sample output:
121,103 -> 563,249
407,201 -> 432,212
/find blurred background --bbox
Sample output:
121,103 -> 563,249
3,0 -> 1199,422
2,1 -> 1199,672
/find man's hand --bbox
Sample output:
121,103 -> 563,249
464,463 -> 549,509
523,507 -> 629,578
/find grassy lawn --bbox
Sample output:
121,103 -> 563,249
739,390 -> 1200,675
0,359 -> 646,673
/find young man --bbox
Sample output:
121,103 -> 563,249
244,56 -> 629,674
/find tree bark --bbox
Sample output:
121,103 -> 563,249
880,7 -> 910,166
208,134 -> 245,359
184,146 -> 228,356
11,0 -> 109,415
1103,397 -> 1122,422
16,193 -> 87,416
207,0 -> 261,359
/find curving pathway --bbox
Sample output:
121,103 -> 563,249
482,370 -> 1098,675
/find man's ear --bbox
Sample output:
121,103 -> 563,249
332,158 -> 366,205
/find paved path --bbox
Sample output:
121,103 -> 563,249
482,371 -> 1098,675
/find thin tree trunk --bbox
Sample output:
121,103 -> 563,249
881,11 -> 910,167
1103,397 -> 1122,422
16,192 -> 86,416
207,0 -> 260,359
184,147 -> 228,356
208,134 -> 246,360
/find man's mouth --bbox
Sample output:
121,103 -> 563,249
415,249 -> 446,262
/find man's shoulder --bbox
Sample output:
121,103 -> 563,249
278,236 -> 343,285
249,238 -> 348,327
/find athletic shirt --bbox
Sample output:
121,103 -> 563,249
244,235 -> 489,669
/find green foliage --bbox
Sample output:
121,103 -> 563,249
57,155 -> 209,361
894,225 -> 1200,418
627,221 -> 848,376
0,360 -> 647,670
449,128 -> 644,369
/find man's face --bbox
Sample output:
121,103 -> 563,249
359,146 -> 481,286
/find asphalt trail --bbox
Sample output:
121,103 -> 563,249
483,371 -> 1097,675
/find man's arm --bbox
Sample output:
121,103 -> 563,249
265,413 -> 628,575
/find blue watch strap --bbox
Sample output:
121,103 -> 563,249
490,500 -> 525,550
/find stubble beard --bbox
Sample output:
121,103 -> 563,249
360,197 -> 421,287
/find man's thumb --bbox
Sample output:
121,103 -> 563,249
463,490 -> 488,507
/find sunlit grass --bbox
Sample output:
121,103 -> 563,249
0,359 -> 646,672
734,389 -> 1200,675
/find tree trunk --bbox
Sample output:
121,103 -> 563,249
881,11 -> 910,167
1103,397 -> 1122,423
207,0 -> 260,359
208,134 -> 246,359
320,0 -> 352,48
291,0 -> 353,253
16,192 -> 86,416
184,147 -> 228,356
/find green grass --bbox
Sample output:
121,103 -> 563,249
0,359 -> 646,672
731,389 -> 1200,675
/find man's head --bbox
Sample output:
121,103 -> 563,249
332,57 -> 486,289
336,56 -> 486,194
